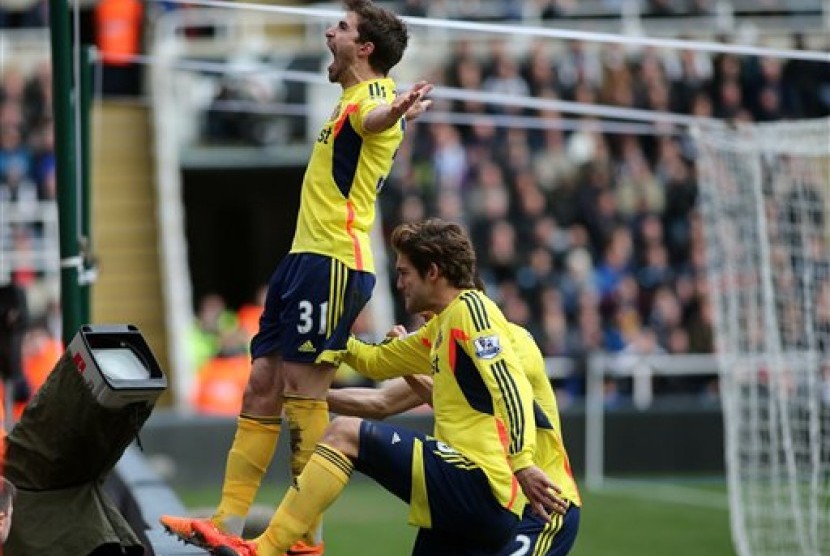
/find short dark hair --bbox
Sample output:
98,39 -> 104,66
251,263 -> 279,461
391,219 -> 477,289
344,0 -> 409,75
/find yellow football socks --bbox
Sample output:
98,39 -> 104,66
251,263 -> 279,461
284,395 -> 330,545
256,444 -> 353,556
213,413 -> 281,534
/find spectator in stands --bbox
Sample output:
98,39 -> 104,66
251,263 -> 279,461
15,324 -> 62,419
783,33 -> 830,118
23,61 -> 52,128
669,48 -> 712,113
7,226 -> 38,287
28,121 -> 54,197
236,285 -> 266,340
0,125 -> 30,182
615,138 -> 665,219
1,67 -> 27,114
192,329 -> 251,416
430,122 -> 467,193
532,126 -> 577,191
593,226 -> 634,303
538,0 -> 576,19
0,161 -> 39,219
557,40 -> 602,94
188,293 -> 239,373
557,246 -> 594,317
95,0 -> 144,96
398,0 -> 427,17
646,0 -> 677,17
744,56 -> 794,119
521,40 -> 559,96
512,168 -> 548,239
482,55 -> 530,115
485,219 -> 521,284
816,280 -> 830,354
538,285 -> 570,355
468,158 -> 509,216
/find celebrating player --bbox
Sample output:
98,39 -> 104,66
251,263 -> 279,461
160,1 -> 431,554
327,318 -> 582,556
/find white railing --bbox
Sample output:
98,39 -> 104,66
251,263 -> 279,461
0,200 -> 60,283
0,27 -> 50,72
371,0 -> 828,37
579,352 -> 721,489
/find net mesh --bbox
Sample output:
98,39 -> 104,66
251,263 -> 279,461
695,118 -> 830,556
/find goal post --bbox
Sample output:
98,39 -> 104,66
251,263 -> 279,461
694,118 -> 830,556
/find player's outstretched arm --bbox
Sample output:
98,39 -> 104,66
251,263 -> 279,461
363,80 -> 433,133
328,377 -> 426,420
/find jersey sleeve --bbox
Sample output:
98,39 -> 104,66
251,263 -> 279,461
353,79 -> 398,136
452,294 -> 537,472
341,324 -> 433,381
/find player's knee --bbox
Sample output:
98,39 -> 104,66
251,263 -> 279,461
282,361 -> 335,398
241,358 -> 282,411
321,416 -> 361,458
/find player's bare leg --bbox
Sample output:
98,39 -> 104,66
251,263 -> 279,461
210,353 -> 285,535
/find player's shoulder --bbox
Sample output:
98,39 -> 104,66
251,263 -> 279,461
351,77 -> 397,103
453,290 -> 508,332
507,322 -> 534,345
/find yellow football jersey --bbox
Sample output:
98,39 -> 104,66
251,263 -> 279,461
508,323 -> 582,507
290,77 -> 403,273
341,290 -> 538,525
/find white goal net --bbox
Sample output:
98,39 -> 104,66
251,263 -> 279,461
695,118 -> 830,556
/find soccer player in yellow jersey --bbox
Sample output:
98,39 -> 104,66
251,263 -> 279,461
326,319 -> 582,555
160,1 -> 432,554
188,219 -> 567,556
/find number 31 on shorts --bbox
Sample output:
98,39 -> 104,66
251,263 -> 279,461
297,300 -> 328,335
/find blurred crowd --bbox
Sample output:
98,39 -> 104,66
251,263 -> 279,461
0,61 -> 56,289
378,35 -> 830,404
397,0 -> 815,20
0,56 -> 58,418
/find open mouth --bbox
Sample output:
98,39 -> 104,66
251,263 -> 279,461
327,43 -> 336,71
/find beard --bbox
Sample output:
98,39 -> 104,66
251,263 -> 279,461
404,293 -> 429,316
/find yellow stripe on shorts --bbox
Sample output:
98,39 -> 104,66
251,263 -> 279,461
533,506 -> 565,556
327,259 -> 347,338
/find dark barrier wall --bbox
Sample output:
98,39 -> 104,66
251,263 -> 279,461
138,405 -> 724,490
562,405 -> 725,476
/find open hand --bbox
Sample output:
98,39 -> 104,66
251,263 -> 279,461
514,465 -> 568,521
393,81 -> 433,122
